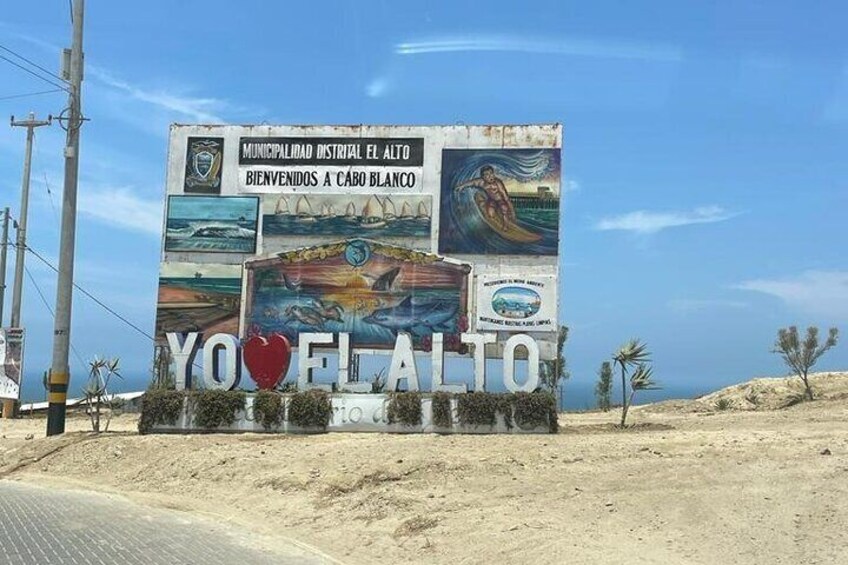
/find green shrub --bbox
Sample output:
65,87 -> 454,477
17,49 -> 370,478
288,390 -> 333,429
456,392 -> 499,427
714,397 -> 732,411
253,390 -> 285,430
387,391 -> 423,427
138,389 -> 185,434
431,392 -> 453,428
495,394 -> 516,430
514,392 -> 558,433
192,390 -> 246,429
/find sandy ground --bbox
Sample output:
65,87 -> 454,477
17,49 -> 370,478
1,372 -> 847,565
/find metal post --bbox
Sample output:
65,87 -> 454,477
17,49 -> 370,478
0,208 -> 8,326
47,0 -> 84,436
6,114 -> 50,420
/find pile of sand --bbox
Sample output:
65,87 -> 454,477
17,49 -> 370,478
1,373 -> 847,564
643,371 -> 848,413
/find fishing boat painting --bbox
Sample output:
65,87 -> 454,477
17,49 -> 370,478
155,262 -> 242,344
262,194 -> 431,239
438,148 -> 560,255
165,196 -> 259,253
244,239 -> 470,351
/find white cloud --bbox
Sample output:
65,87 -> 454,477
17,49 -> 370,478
594,206 -> 736,234
365,77 -> 391,98
563,179 -> 580,193
734,270 -> 848,320
78,186 -> 163,236
668,298 -> 749,313
396,35 -> 682,62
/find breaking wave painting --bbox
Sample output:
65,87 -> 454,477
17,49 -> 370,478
165,195 -> 259,253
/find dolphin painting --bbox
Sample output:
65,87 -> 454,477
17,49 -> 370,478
362,295 -> 458,335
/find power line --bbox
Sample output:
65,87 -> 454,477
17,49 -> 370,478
0,54 -> 68,92
23,263 -> 87,371
20,242 -> 156,342
0,44 -> 68,84
0,88 -> 64,102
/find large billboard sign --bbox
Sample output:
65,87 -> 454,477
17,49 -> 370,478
159,124 -> 562,360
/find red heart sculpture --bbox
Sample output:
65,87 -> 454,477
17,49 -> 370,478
243,333 -> 292,390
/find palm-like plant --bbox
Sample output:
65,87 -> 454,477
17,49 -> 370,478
84,357 -> 122,433
612,339 -> 658,427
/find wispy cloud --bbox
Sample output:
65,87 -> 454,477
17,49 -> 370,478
668,298 -> 749,313
734,270 -> 848,320
78,186 -> 163,236
87,66 -> 228,123
396,35 -> 682,62
564,179 -> 580,193
594,206 -> 736,234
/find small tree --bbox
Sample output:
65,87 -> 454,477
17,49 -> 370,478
595,361 -> 613,411
612,339 -> 659,427
84,357 -> 122,433
540,326 -> 570,403
772,326 -> 839,401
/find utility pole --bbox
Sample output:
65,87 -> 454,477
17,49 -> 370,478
0,208 -> 8,326
47,0 -> 85,436
5,114 -> 51,420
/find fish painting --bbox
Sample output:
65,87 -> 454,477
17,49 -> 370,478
362,296 -> 458,336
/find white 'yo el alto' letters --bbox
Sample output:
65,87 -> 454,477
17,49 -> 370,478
166,331 -> 541,393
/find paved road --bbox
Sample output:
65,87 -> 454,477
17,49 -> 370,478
0,481 -> 328,565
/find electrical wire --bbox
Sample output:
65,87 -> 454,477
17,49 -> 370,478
0,54 -> 68,92
0,44 -> 68,84
0,88 -> 64,102
23,263 -> 88,371
22,243 -> 156,342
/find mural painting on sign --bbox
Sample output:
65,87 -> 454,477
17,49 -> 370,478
262,194 -> 431,241
244,239 -> 471,351
184,137 -> 223,194
155,263 -> 242,345
438,148 -> 561,256
165,195 -> 259,253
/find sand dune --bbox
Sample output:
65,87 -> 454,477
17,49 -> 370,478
1,372 -> 847,564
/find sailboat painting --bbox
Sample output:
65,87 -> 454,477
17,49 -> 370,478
262,194 -> 431,238
165,196 -> 259,253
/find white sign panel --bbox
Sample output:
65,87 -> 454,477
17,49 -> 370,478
238,137 -> 424,194
0,328 -> 24,400
476,275 -> 557,331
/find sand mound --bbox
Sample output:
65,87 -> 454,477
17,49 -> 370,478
643,371 -> 848,413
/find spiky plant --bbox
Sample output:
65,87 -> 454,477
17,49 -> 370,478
612,339 -> 657,427
772,326 -> 839,401
84,357 -> 122,433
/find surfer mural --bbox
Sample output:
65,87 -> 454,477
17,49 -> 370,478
244,239 -> 471,351
165,195 -> 259,253
438,148 -> 561,256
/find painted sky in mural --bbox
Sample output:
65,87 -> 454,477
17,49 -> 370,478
155,262 -> 242,344
438,148 -> 561,255
244,240 -> 470,351
165,196 -> 259,253
262,193 -> 431,240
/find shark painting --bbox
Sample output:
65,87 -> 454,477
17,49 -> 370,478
363,296 -> 458,335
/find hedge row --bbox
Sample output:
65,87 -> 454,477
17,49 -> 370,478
140,390 -> 558,434
138,389 -> 332,434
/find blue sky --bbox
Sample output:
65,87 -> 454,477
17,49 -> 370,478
0,1 -> 846,404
